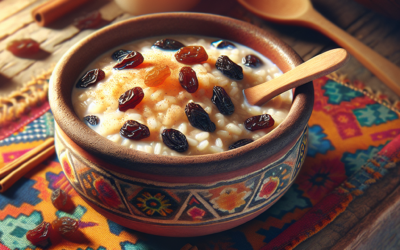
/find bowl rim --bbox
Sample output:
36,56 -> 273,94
49,12 -> 314,177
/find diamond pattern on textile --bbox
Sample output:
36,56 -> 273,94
0,112 -> 54,146
307,125 -> 334,157
257,184 -> 312,221
45,170 -> 76,198
107,219 -> 126,236
56,205 -> 87,220
1,149 -> 31,164
9,226 -> 28,238
332,111 -> 362,139
322,80 -> 363,105
371,129 -> 400,141
341,143 -> 387,176
297,158 -> 346,202
353,104 -> 398,127
0,211 -> 43,249
0,177 -> 41,210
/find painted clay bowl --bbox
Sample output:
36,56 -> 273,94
49,13 -> 313,237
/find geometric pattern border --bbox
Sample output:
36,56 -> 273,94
55,125 -> 308,226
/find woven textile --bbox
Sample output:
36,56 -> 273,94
0,76 -> 399,250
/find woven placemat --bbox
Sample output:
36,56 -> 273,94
0,68 -> 52,140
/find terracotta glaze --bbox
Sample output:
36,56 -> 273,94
49,13 -> 314,236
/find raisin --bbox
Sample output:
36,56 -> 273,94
6,39 -> 40,57
162,129 -> 189,152
211,86 -> 235,115
179,67 -> 198,93
244,114 -> 274,131
175,46 -> 208,64
211,40 -> 236,49
144,65 -> 171,87
76,69 -> 105,88
228,139 -> 254,150
118,87 -> 144,111
84,115 -> 99,126
216,56 -> 243,80
112,49 -> 132,61
242,54 -> 263,68
113,51 -> 144,70
185,103 -> 216,132
153,38 -> 185,50
52,217 -> 82,243
120,120 -> 150,140
74,11 -> 102,30
26,222 -> 61,246
51,188 -> 74,212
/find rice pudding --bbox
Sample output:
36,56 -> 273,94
72,36 -> 292,156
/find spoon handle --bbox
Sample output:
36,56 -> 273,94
303,8 -> 400,97
244,48 -> 349,106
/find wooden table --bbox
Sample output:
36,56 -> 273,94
1,0 -> 399,249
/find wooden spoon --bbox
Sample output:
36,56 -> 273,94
237,0 -> 400,97
244,48 -> 349,106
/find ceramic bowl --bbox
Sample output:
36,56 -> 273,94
49,13 -> 314,237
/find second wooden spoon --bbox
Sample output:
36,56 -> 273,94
238,0 -> 400,97
244,48 -> 349,106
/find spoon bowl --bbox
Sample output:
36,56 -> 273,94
244,48 -> 349,106
238,0 -> 311,22
238,0 -> 400,97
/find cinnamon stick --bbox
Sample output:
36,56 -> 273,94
0,138 -> 55,193
0,138 -> 54,179
31,0 -> 91,27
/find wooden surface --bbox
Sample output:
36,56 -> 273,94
0,0 -> 400,248
1,0 -> 400,102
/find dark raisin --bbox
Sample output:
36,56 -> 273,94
118,87 -> 144,111
242,54 -> 263,68
211,40 -> 236,49
52,217 -> 82,243
244,114 -> 274,131
179,67 -> 198,93
175,46 -> 208,64
120,120 -> 150,140
51,188 -> 74,212
113,51 -> 144,70
162,129 -> 189,152
76,69 -> 105,88
211,86 -> 234,115
228,139 -> 254,150
7,39 -> 40,57
26,222 -> 61,246
112,49 -> 132,61
215,55 -> 243,80
153,38 -> 185,50
84,115 -> 99,125
185,103 -> 216,132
